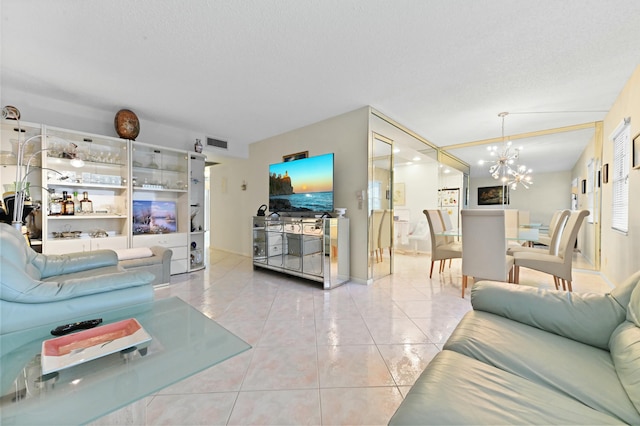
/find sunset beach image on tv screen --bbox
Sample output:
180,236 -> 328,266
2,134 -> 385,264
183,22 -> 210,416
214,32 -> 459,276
269,153 -> 334,213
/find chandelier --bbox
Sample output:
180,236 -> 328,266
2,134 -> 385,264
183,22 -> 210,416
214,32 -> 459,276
484,112 -> 533,190
507,164 -> 533,189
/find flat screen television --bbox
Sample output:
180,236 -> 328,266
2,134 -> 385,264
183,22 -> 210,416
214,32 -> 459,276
269,153 -> 334,214
132,200 -> 177,234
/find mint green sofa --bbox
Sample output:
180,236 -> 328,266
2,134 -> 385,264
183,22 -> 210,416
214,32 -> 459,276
389,271 -> 640,425
0,224 -> 155,335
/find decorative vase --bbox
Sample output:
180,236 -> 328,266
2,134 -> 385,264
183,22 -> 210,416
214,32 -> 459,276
114,109 -> 140,140
194,139 -> 203,153
335,208 -> 346,218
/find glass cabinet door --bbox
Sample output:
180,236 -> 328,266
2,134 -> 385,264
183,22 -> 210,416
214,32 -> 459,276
252,217 -> 267,264
283,218 -> 303,272
41,126 -> 130,253
301,219 -> 324,277
131,144 -> 187,191
265,220 -> 284,268
131,142 -> 189,236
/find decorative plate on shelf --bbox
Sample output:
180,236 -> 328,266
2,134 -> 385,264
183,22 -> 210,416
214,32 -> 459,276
41,318 -> 151,374
114,109 -> 140,140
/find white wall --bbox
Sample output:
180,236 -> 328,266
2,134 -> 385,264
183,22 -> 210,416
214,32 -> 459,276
572,135 -> 599,266
2,88 -> 248,157
224,107 -> 371,282
470,171 -> 572,226
393,162 -> 439,252
207,156 -> 254,255
596,65 -> 640,285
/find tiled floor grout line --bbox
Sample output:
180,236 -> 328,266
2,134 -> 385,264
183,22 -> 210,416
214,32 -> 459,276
138,250 -> 609,425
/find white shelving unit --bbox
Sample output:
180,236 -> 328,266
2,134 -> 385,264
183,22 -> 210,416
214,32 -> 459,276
131,142 -> 189,275
41,126 -> 130,254
188,153 -> 206,272
1,120 -> 206,276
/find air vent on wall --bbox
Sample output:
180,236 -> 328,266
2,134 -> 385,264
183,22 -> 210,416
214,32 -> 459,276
207,137 -> 228,150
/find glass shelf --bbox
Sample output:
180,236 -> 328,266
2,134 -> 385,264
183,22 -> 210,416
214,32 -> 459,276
47,182 -> 127,190
132,186 -> 187,193
48,214 -> 126,220
132,165 -> 185,173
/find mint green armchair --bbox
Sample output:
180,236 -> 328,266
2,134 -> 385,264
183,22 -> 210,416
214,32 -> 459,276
0,224 -> 155,334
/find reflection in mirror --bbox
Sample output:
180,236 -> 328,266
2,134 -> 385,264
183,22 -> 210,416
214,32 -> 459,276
444,126 -> 599,271
369,133 -> 393,280
369,112 -> 470,283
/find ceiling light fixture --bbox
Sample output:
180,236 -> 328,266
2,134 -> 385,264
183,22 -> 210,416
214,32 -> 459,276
487,112 -> 532,191
507,164 -> 533,190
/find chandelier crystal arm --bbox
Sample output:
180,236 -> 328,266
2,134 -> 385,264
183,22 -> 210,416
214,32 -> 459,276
485,112 -> 533,195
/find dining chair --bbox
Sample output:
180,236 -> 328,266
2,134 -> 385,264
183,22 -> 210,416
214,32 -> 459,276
438,210 -> 458,268
537,209 -> 565,248
370,210 -> 384,263
504,209 -> 525,249
508,209 -> 570,256
423,209 -> 462,278
513,209 -> 589,291
439,210 -> 454,234
461,209 -> 514,298
518,210 -> 530,227
408,219 -> 430,254
377,209 -> 392,261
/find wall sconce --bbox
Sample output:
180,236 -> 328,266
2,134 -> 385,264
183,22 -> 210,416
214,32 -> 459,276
241,180 -> 247,191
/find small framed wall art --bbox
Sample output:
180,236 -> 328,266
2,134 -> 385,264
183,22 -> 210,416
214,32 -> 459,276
393,183 -> 406,206
478,185 -> 509,205
633,133 -> 640,169
283,151 -> 308,162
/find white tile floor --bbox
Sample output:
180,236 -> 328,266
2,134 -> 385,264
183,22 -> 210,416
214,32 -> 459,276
124,250 -> 611,425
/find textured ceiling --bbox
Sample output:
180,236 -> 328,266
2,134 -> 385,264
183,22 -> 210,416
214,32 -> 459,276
2,0 -> 640,176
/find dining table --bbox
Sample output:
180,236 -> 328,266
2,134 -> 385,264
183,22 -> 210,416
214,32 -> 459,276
436,226 -> 540,244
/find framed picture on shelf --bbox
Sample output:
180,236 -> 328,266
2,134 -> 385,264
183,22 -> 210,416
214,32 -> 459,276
633,133 -> 640,169
282,151 -> 308,162
477,185 -> 509,205
132,200 -> 177,235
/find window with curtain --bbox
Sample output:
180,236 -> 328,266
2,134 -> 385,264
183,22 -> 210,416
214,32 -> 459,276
611,119 -> 630,233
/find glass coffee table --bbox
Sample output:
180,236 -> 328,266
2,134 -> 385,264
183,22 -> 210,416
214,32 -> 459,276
0,297 -> 251,425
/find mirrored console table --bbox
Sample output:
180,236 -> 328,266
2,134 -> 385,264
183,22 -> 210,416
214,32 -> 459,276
252,217 -> 349,289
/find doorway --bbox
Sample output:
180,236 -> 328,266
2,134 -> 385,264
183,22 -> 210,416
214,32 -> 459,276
369,133 -> 393,280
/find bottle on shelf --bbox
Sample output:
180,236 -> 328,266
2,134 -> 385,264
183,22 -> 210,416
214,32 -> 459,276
73,191 -> 81,214
48,192 -> 63,216
64,192 -> 75,215
80,191 -> 93,213
60,191 -> 71,215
